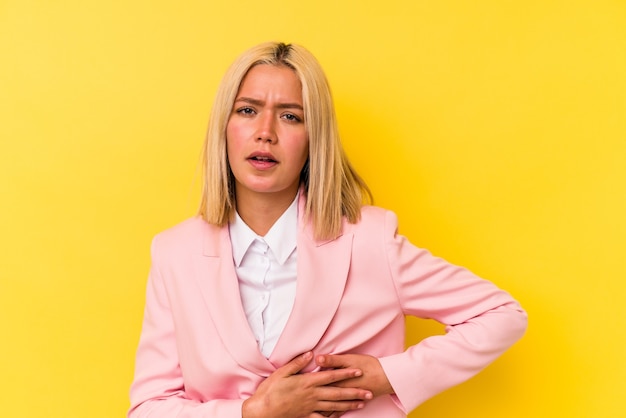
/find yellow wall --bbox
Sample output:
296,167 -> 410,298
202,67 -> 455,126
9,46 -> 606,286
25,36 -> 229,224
1,1 -> 624,417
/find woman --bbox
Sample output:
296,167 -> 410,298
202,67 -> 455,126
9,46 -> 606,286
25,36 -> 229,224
128,42 -> 527,418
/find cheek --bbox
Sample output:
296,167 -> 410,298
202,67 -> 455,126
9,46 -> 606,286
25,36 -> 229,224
226,117 -> 249,140
225,122 -> 244,158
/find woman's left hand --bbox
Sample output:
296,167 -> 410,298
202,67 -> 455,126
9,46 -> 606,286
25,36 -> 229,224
315,353 -> 394,399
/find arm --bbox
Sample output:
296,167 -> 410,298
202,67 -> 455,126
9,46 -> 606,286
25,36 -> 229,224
379,210 -> 528,412
313,210 -> 527,413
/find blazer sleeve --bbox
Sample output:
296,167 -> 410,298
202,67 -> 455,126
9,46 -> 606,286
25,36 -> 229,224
377,210 -> 528,412
128,236 -> 244,418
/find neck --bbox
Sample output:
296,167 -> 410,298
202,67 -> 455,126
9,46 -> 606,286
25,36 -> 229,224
235,188 -> 299,236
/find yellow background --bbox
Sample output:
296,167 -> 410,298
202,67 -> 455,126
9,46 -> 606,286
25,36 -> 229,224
1,1 -> 625,417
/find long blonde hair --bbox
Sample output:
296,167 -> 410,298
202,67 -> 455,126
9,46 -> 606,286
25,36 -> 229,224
198,42 -> 371,240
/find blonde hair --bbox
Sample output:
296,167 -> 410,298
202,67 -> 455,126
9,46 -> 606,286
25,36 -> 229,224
198,42 -> 371,240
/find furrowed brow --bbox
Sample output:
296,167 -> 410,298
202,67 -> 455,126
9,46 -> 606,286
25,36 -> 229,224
234,96 -> 303,110
276,102 -> 304,111
234,97 -> 264,106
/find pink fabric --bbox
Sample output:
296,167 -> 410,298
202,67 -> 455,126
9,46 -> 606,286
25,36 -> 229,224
128,203 -> 527,417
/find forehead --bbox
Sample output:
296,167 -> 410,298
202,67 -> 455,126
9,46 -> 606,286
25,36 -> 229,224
237,64 -> 302,98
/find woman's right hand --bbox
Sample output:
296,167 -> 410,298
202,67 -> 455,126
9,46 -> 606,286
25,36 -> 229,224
241,351 -> 373,418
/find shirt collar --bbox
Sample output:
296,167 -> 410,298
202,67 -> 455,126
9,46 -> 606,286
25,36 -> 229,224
229,193 -> 299,267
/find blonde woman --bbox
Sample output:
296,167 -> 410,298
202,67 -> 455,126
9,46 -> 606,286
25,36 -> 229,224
128,42 -> 527,418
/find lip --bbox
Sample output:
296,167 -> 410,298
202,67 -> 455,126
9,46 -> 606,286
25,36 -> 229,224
247,151 -> 278,170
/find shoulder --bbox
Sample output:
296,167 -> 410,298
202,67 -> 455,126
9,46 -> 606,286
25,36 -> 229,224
358,205 -> 397,223
150,216 -> 221,260
154,216 -> 208,243
344,205 -> 399,238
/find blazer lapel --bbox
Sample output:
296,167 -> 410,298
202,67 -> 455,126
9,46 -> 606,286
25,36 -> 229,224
192,222 -> 275,375
191,200 -> 354,372
269,212 -> 354,367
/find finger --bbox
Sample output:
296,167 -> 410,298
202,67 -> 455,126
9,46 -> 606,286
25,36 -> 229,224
278,351 -> 314,377
316,354 -> 353,369
307,367 -> 363,386
316,386 -> 373,402
314,400 -> 366,413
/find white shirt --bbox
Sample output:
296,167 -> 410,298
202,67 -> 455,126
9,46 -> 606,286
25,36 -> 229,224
228,196 -> 298,358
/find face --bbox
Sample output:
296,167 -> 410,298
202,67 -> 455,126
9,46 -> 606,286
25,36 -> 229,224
226,64 -> 308,204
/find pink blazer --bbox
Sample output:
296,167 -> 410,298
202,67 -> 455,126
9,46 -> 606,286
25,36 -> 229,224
128,203 -> 527,417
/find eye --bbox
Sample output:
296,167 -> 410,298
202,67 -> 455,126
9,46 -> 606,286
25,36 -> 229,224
236,106 -> 255,116
282,113 -> 302,123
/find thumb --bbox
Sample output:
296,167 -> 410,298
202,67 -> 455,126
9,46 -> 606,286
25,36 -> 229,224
278,351 -> 314,376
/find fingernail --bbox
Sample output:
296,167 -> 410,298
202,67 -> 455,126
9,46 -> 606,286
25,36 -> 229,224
365,392 -> 373,400
303,351 -> 312,360
354,370 -> 362,377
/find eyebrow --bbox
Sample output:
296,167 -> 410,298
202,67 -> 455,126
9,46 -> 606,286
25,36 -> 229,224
234,96 -> 304,110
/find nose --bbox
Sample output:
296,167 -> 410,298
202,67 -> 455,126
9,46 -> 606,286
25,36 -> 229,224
255,112 -> 276,144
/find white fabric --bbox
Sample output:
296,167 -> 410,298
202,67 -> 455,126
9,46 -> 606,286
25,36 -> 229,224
229,196 -> 298,358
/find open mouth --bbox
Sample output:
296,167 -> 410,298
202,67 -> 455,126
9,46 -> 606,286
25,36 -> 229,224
249,156 -> 277,163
